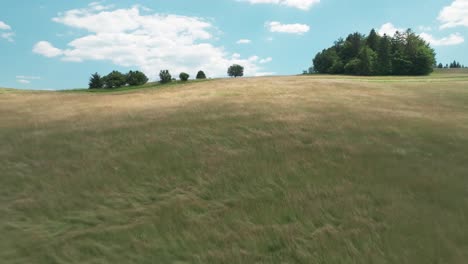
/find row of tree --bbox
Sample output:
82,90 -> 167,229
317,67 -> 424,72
89,70 -> 148,89
89,63 -> 246,89
89,70 -> 207,89
436,61 -> 466,69
312,29 -> 436,76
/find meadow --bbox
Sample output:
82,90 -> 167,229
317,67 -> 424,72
1,72 -> 468,263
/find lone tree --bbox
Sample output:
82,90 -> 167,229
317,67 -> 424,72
196,70 -> 207,79
228,64 -> 244,78
159,70 -> 172,84
89,72 -> 104,89
126,70 -> 148,86
103,71 -> 126,88
179,72 -> 190,81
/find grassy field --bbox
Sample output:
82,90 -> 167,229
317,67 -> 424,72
1,73 -> 468,263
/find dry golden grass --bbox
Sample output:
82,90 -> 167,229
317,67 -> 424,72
1,74 -> 468,263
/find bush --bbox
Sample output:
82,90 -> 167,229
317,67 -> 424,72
89,72 -> 104,89
159,70 -> 172,84
196,70 -> 207,79
103,71 -> 126,88
228,64 -> 244,78
126,71 -> 148,86
179,72 -> 190,81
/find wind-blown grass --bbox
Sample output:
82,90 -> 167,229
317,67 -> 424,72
1,74 -> 468,263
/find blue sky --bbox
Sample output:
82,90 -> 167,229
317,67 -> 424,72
1,0 -> 467,90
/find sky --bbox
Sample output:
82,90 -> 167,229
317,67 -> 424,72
1,0 -> 467,90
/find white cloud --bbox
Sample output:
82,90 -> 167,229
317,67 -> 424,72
240,0 -> 320,10
33,4 -> 270,78
259,57 -> 272,64
16,75 -> 40,85
378,23 -> 405,37
33,41 -> 63,57
17,79 -> 30,84
419,32 -> 464,46
418,26 -> 432,31
266,21 -> 310,34
0,21 -> 11,30
236,39 -> 251,44
438,0 -> 468,29
1,32 -> 14,42
0,20 -> 14,42
16,75 -> 41,80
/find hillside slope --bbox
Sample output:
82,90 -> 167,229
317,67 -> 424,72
1,75 -> 468,263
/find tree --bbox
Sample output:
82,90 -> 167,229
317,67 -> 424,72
313,48 -> 342,74
312,28 -> 435,76
450,60 -> 462,68
228,64 -> 244,77
340,32 -> 365,64
179,72 -> 190,81
376,34 -> 392,75
103,71 -> 126,88
366,29 -> 380,51
126,71 -> 148,86
89,72 -> 104,89
196,70 -> 207,79
437,63 -> 444,68
357,46 -> 377,75
159,70 -> 172,84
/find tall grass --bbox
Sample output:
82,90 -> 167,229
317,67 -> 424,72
1,74 -> 468,263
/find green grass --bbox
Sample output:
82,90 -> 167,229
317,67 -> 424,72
1,73 -> 468,263
64,79 -> 215,93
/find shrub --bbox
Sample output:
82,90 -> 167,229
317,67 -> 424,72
159,70 -> 172,84
196,70 -> 207,79
89,72 -> 104,89
228,64 -> 244,78
126,71 -> 148,86
179,72 -> 190,81
103,71 -> 126,88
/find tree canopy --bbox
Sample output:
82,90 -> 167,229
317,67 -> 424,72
313,29 -> 436,76
179,72 -> 190,81
159,70 -> 172,84
103,71 -> 127,88
126,71 -> 148,86
89,73 -> 104,89
228,64 -> 244,78
196,70 -> 207,79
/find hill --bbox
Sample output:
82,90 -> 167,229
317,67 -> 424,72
1,74 -> 468,263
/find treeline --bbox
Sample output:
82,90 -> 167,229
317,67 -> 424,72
312,29 -> 436,76
436,61 -> 466,69
88,63 -> 245,89
89,70 -> 208,89
89,70 -> 148,89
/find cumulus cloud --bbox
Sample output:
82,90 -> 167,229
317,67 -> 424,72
438,0 -> 468,29
33,41 -> 63,57
0,20 -> 14,42
33,4 -> 271,78
16,75 -> 40,85
419,32 -> 464,46
16,75 -> 41,80
378,23 -> 405,37
0,21 -> 11,30
377,22 -> 464,46
236,39 -> 251,44
17,79 -> 31,84
259,57 -> 272,64
239,0 -> 320,10
266,21 -> 310,34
